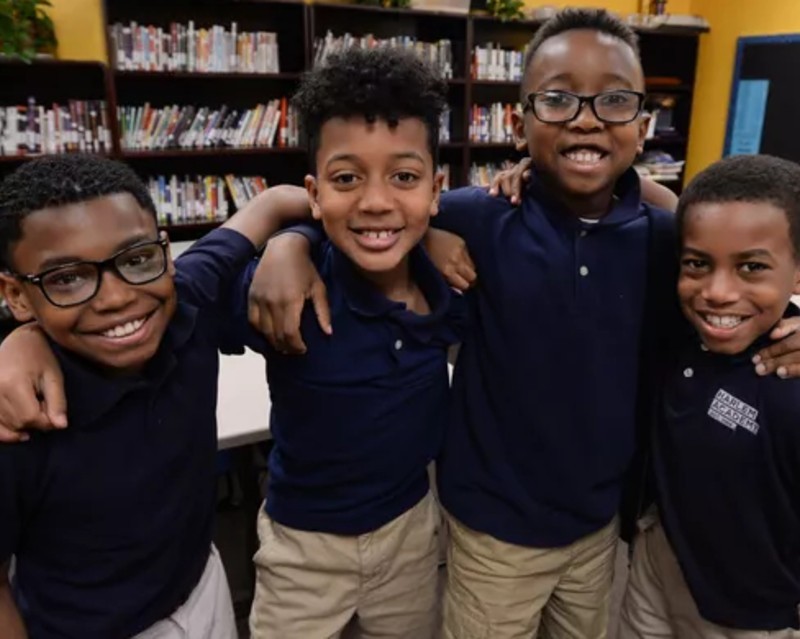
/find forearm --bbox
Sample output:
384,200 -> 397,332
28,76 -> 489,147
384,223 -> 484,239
222,186 -> 311,249
0,566 -> 27,639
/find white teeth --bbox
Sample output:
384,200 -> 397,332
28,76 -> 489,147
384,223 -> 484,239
704,314 -> 744,329
361,230 -> 395,239
565,149 -> 603,164
102,317 -> 146,339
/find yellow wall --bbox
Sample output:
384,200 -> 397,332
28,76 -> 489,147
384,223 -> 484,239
50,0 -> 106,62
686,0 -> 800,178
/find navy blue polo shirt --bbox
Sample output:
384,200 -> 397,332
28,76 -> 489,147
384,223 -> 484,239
229,241 -> 463,535
0,227 -> 257,639
435,168 -> 675,547
655,306 -> 800,631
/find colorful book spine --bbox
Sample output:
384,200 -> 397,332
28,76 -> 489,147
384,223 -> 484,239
109,21 -> 280,74
0,99 -> 109,156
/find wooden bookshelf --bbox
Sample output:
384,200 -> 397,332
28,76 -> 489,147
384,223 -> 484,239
0,2 -> 706,238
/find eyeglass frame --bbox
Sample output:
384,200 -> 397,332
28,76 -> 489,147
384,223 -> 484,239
8,237 -> 170,308
522,89 -> 646,124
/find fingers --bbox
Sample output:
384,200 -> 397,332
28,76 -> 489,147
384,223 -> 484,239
309,280 -> 333,336
39,369 -> 68,429
0,425 -> 28,443
278,301 -> 308,355
248,296 -> 277,350
754,329 -> 800,376
770,316 -> 800,340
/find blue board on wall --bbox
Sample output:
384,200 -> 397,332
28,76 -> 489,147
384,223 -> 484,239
724,35 -> 800,161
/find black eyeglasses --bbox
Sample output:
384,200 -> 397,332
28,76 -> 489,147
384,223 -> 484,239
523,90 -> 645,124
11,238 -> 169,308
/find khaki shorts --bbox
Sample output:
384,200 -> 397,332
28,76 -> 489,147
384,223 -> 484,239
618,513 -> 800,639
133,545 -> 237,639
442,514 -> 619,639
249,491 -> 441,639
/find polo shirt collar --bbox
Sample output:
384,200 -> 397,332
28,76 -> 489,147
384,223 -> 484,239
526,166 -> 644,230
329,243 -> 451,343
51,300 -> 198,427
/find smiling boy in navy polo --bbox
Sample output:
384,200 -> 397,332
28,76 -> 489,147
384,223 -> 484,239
0,155 -> 309,638
619,155 -> 800,639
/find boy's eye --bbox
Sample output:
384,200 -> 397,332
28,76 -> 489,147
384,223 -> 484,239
332,173 -> 359,186
681,258 -> 708,271
393,171 -> 420,184
739,262 -> 769,274
597,92 -> 632,106
119,247 -> 157,269
43,267 -> 93,290
539,92 -> 573,108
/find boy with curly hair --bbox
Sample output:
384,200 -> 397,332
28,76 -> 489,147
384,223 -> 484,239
0,47 -> 461,638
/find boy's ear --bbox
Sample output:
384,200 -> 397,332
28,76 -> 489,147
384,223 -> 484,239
792,260 -> 800,295
0,273 -> 35,323
636,112 -> 651,155
512,110 -> 526,151
160,230 -> 176,277
305,175 -> 322,221
429,169 -> 445,218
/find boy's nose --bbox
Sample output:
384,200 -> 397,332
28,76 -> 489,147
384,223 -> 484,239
567,101 -> 603,132
701,271 -> 741,305
358,180 -> 393,214
91,269 -> 138,310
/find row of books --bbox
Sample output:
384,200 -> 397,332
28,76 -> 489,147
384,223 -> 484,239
469,161 -> 515,188
109,21 -> 280,74
472,45 -> 526,82
1,100 -> 111,156
118,100 -> 299,151
147,174 -> 269,226
226,174 -> 269,209
313,32 -> 454,79
469,103 -> 520,144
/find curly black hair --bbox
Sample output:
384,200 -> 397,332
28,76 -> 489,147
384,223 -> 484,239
292,47 -> 448,168
522,8 -> 640,95
0,154 -> 156,269
677,154 -> 800,256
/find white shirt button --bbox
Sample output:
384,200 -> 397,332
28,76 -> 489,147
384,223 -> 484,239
580,230 -> 588,238
394,339 -> 403,351
579,265 -> 589,277
683,367 -> 694,378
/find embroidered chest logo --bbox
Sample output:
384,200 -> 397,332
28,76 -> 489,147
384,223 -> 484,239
708,389 -> 760,435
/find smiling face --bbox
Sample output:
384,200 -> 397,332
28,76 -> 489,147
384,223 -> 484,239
678,201 -> 800,355
306,116 -> 442,291
514,29 -> 648,215
0,194 -> 176,374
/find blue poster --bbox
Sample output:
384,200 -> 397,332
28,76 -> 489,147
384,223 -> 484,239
728,80 -> 769,155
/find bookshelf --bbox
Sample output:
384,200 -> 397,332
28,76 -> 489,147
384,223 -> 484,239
0,1 -> 707,240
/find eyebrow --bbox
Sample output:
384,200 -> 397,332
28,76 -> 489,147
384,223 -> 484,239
536,73 -> 637,90
326,151 -> 427,166
681,247 -> 775,260
37,233 -> 157,271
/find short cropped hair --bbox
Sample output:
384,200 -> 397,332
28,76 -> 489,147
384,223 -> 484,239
292,47 -> 448,168
677,154 -> 800,256
523,8 -> 640,88
0,154 -> 156,269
